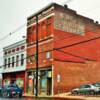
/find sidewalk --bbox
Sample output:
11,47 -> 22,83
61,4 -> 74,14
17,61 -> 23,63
23,93 -> 85,100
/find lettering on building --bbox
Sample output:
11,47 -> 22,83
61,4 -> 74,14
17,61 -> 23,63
55,11 -> 85,35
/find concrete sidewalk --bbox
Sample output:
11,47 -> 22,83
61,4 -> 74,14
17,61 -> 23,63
23,93 -> 85,100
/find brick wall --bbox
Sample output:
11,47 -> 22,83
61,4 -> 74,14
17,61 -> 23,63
27,39 -> 53,69
53,61 -> 100,94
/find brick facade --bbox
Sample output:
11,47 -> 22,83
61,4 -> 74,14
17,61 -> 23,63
27,3 -> 100,95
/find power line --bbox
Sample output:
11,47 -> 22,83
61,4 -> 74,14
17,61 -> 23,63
0,35 -> 100,68
0,23 -> 26,41
54,35 -> 100,50
0,31 -> 100,66
54,58 -> 85,64
57,49 -> 97,61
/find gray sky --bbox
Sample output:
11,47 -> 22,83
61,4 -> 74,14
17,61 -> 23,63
0,0 -> 100,65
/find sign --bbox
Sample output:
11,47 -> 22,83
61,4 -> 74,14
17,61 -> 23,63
55,11 -> 85,35
57,74 -> 61,83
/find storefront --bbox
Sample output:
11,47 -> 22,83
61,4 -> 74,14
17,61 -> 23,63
27,68 -> 52,95
27,71 -> 34,94
3,71 -> 25,92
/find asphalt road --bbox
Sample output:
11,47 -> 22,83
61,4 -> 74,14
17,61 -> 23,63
0,97 -> 52,100
1,97 -> 100,100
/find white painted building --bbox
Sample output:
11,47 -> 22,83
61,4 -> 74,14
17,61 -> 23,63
1,39 -> 26,92
3,39 -> 26,73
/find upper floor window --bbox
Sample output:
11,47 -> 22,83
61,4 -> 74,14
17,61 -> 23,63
21,54 -> 24,66
4,59 -> 7,69
8,58 -> 11,68
46,52 -> 51,59
46,17 -> 52,36
21,46 -> 25,50
32,26 -> 36,42
16,47 -> 19,51
16,55 -> 19,67
12,49 -> 15,52
12,57 -> 15,67
4,52 -> 7,55
41,22 -> 46,38
8,50 -> 11,54
27,27 -> 33,44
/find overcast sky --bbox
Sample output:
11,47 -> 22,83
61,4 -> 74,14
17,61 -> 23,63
0,0 -> 100,66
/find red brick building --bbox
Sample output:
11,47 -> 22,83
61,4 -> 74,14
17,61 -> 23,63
26,3 -> 100,95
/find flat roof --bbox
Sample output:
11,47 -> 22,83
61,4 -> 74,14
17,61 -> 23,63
27,2 -> 56,20
3,39 -> 26,50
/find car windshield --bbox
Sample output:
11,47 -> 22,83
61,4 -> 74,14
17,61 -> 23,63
80,85 -> 91,88
93,83 -> 100,86
8,84 -> 18,88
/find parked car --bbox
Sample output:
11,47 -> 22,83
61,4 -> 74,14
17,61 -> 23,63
0,85 -> 3,96
92,82 -> 100,88
71,84 -> 100,95
2,84 -> 23,98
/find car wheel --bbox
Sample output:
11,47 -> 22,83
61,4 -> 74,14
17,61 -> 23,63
73,91 -> 78,95
19,93 -> 22,98
2,91 -> 8,97
12,93 -> 17,98
90,91 -> 94,95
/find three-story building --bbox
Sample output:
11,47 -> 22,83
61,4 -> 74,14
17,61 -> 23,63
2,39 -> 26,93
26,3 -> 100,96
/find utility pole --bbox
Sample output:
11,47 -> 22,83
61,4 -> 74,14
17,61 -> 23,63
35,15 -> 38,97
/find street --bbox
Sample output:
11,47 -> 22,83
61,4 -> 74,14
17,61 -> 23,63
0,97 -> 52,100
1,97 -> 100,100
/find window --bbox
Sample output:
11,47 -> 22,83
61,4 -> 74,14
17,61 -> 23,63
12,49 -> 15,52
21,54 -> 24,66
27,27 -> 33,44
46,52 -> 51,59
4,52 -> 7,55
41,22 -> 46,39
16,47 -> 19,51
8,58 -> 11,67
12,57 -> 15,67
46,17 -> 52,36
4,59 -> 7,69
21,46 -> 25,50
8,50 -> 11,54
16,55 -> 19,67
32,26 -> 36,42
46,23 -> 52,36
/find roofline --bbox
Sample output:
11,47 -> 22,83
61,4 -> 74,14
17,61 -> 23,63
27,2 -> 57,20
27,2 -> 100,26
3,39 -> 26,50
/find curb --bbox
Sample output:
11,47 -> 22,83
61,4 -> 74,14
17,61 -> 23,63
23,94 -> 85,100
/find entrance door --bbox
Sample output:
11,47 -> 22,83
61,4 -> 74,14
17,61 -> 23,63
47,78 -> 52,95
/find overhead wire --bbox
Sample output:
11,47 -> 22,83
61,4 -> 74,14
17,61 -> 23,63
0,26 -> 100,67
0,33 -> 100,68
0,1 -> 100,67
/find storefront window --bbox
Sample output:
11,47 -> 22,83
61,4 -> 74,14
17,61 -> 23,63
16,78 -> 24,89
4,79 -> 10,86
41,78 -> 47,92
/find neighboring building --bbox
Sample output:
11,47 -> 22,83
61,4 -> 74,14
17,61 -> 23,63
2,39 -> 26,93
26,3 -> 100,95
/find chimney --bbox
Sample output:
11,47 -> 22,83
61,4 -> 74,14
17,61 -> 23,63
95,21 -> 99,24
64,4 -> 68,9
